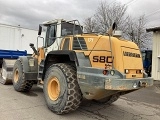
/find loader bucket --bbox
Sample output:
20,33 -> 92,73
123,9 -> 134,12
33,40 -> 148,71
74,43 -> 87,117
0,59 -> 17,85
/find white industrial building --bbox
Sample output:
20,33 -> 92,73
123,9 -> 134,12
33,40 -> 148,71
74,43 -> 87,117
0,23 -> 45,54
147,27 -> 160,81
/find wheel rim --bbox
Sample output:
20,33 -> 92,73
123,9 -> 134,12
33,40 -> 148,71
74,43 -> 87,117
48,77 -> 60,101
14,69 -> 19,83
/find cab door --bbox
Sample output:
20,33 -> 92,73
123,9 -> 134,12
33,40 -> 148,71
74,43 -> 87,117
44,25 -> 57,55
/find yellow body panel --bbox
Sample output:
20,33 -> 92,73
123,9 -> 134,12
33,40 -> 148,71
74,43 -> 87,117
40,33 -> 143,79
33,47 -> 45,64
71,34 -> 143,78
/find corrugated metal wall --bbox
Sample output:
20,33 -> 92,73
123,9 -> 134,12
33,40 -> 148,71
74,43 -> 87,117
0,23 -> 45,54
152,31 -> 160,80
0,24 -> 20,50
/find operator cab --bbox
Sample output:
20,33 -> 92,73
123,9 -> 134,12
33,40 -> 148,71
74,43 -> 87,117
38,19 -> 83,54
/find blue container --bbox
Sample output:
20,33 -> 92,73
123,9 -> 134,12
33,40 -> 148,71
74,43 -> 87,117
0,49 -> 27,59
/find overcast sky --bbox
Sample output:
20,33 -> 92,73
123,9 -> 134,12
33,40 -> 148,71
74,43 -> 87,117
0,0 -> 160,30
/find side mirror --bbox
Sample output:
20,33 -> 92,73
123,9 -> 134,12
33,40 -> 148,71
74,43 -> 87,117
38,25 -> 42,36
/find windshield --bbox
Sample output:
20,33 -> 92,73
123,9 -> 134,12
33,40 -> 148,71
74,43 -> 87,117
61,22 -> 83,36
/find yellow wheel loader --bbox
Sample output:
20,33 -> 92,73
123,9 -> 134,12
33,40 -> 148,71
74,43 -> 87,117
10,19 -> 153,114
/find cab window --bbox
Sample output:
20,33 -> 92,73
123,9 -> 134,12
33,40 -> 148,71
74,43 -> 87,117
46,25 -> 57,47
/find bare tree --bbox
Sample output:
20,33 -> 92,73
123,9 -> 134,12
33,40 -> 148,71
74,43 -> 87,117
83,17 -> 96,33
83,1 -> 128,33
124,15 -> 152,49
83,1 -> 151,50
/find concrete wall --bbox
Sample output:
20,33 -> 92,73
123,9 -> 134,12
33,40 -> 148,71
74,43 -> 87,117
152,31 -> 160,80
0,23 -> 45,54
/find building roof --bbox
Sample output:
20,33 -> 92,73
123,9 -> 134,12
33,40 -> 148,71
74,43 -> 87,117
146,27 -> 160,32
0,23 -> 37,31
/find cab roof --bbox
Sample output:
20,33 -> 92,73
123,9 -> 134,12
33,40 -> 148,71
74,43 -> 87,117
42,19 -> 65,26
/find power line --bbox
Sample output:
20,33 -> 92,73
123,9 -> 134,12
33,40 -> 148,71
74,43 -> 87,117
125,0 -> 137,6
147,17 -> 160,23
109,0 -> 116,5
108,0 -> 137,6
146,8 -> 160,18
107,0 -> 117,6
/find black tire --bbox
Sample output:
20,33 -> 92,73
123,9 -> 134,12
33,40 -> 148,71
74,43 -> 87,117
43,63 -> 82,114
12,60 -> 34,92
95,93 -> 119,104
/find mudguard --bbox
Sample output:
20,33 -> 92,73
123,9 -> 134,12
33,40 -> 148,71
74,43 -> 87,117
18,56 -> 38,73
18,56 -> 38,80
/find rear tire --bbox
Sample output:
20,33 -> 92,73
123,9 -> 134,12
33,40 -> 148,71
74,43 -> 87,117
43,63 -> 82,114
12,60 -> 34,92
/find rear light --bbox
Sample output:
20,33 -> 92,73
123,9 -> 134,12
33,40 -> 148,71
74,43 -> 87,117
136,70 -> 143,74
133,82 -> 138,88
110,70 -> 115,76
125,69 -> 129,74
103,70 -> 115,75
103,70 -> 108,75
29,59 -> 35,66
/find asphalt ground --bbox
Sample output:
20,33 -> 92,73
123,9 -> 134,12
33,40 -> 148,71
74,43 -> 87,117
0,80 -> 160,120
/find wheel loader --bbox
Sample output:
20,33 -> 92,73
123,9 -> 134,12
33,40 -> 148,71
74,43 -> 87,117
3,19 -> 153,114
0,49 -> 27,84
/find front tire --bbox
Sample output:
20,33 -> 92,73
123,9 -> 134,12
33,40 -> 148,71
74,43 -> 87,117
43,63 -> 82,114
12,60 -> 34,92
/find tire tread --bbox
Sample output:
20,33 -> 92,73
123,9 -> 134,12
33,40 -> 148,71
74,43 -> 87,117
13,60 -> 34,92
45,63 -> 82,114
